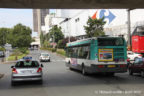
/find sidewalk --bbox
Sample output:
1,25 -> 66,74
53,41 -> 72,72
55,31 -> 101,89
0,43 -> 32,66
1,61 -> 16,64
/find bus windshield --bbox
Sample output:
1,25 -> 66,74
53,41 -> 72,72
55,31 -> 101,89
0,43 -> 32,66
98,38 -> 124,46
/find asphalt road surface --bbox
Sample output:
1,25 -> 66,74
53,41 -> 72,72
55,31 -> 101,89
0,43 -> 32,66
0,50 -> 144,96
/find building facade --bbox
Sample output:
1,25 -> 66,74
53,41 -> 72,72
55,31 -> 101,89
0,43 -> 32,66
33,9 -> 49,35
50,9 -> 144,41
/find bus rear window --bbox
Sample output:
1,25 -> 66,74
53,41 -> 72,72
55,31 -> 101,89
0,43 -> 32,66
98,38 -> 124,46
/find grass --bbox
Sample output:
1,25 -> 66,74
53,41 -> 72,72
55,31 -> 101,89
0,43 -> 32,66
56,49 -> 66,56
8,50 -> 29,61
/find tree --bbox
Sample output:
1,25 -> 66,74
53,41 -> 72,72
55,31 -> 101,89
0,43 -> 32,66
40,32 -> 45,47
0,28 -> 11,46
84,17 -> 106,37
49,25 -> 64,43
11,23 -> 32,48
57,37 -> 77,49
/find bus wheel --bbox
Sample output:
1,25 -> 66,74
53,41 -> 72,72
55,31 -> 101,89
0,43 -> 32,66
69,67 -> 73,70
107,72 -> 115,76
82,65 -> 87,75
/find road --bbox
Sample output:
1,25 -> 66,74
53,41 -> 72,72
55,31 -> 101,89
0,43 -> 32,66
0,50 -> 144,96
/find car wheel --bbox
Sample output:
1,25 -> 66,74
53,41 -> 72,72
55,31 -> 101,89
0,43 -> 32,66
38,80 -> 43,84
129,69 -> 133,75
141,71 -> 144,78
11,81 -> 16,86
82,65 -> 87,76
49,60 -> 50,62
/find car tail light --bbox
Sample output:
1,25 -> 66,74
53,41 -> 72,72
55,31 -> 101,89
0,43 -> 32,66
120,65 -> 126,68
12,68 -> 18,74
98,65 -> 104,68
37,67 -> 42,72
139,54 -> 142,56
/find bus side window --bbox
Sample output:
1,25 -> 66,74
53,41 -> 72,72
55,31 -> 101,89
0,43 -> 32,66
78,47 -> 83,58
78,46 -> 90,59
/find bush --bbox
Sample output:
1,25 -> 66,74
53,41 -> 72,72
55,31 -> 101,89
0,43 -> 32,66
57,40 -> 64,49
56,49 -> 66,56
0,47 -> 6,51
19,47 -> 28,54
11,48 -> 22,56
52,48 -> 57,52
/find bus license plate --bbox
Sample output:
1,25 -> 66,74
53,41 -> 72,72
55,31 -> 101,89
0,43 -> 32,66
108,65 -> 115,68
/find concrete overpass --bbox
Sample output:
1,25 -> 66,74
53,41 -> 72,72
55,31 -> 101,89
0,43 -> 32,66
0,0 -> 144,9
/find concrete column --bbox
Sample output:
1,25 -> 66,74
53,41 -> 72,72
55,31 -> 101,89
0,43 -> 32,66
127,9 -> 131,50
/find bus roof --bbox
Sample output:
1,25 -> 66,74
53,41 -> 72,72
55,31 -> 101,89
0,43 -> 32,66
66,36 -> 123,47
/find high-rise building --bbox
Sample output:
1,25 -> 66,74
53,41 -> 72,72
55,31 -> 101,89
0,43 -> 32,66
33,9 -> 39,32
33,9 -> 49,35
41,9 -> 49,26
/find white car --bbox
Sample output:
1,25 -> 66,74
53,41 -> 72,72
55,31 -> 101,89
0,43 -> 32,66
127,51 -> 142,61
39,53 -> 50,62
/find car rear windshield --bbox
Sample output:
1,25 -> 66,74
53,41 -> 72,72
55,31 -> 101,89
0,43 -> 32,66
41,54 -> 49,56
15,61 -> 39,68
98,38 -> 124,46
134,58 -> 144,63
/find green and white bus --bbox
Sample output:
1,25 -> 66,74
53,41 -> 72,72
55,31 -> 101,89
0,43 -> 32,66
65,36 -> 127,75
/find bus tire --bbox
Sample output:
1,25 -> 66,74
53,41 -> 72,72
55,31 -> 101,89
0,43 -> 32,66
69,67 -> 73,70
107,72 -> 115,76
82,65 -> 87,76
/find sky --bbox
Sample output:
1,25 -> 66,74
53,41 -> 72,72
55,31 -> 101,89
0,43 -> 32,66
0,8 -> 37,37
0,9 -> 56,37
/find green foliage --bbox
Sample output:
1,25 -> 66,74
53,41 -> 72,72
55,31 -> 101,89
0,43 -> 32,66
57,37 -> 76,49
52,48 -> 57,52
56,49 -> 66,56
43,40 -> 51,48
84,17 -> 106,37
11,24 -> 32,48
11,48 -> 22,56
19,47 -> 28,54
40,32 -> 45,47
8,49 -> 29,61
49,25 -> 64,43
0,47 -> 6,51
57,40 -> 64,49
0,28 -> 12,46
0,23 -> 32,48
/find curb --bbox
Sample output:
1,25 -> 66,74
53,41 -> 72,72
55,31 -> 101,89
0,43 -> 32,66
1,61 -> 16,64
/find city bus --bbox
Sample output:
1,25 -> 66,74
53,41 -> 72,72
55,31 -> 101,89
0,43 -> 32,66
65,36 -> 127,75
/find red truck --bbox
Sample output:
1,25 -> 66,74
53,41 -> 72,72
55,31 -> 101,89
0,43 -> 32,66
132,26 -> 144,54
